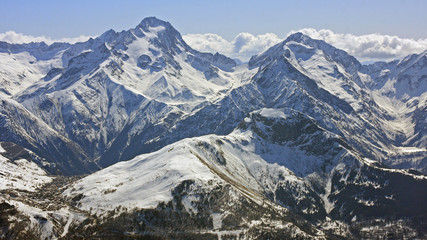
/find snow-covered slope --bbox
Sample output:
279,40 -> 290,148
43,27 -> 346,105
64,108 -> 427,238
65,108 -> 340,217
0,95 -> 96,174
0,142 -> 52,192
0,18 -> 425,176
0,42 -> 69,97
1,20 -> 425,175
7,17 -> 246,172
359,51 -> 427,171
64,140 -> 219,212
0,142 -> 89,240
363,50 -> 427,99
246,33 -> 426,173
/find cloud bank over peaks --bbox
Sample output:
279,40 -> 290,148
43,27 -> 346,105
291,28 -> 427,63
1,29 -> 426,64
0,31 -> 92,45
183,32 -> 282,62
184,29 -> 427,63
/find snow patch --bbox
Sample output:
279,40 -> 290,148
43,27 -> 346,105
258,108 -> 289,119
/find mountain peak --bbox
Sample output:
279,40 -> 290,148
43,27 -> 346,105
250,31 -> 361,71
136,17 -> 174,32
284,32 -> 313,44
132,17 -> 189,53
284,32 -> 361,67
99,29 -> 118,42
248,32 -> 317,67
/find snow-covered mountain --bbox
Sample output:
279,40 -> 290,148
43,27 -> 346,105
0,95 -> 95,174
63,108 -> 427,238
2,17 -> 244,173
0,17 -> 426,239
247,32 -> 427,173
0,42 -> 69,96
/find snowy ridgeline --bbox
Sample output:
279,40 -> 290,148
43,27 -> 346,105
0,17 -> 425,175
59,107 -> 427,239
65,107 -> 427,215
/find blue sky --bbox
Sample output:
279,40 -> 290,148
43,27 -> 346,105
1,0 -> 427,40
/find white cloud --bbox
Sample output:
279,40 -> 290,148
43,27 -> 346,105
288,28 -> 427,62
0,31 -> 92,45
184,29 -> 427,63
2,29 -> 426,63
183,33 -> 233,54
183,32 -> 282,62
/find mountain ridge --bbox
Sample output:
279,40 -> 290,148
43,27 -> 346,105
2,19 -> 424,174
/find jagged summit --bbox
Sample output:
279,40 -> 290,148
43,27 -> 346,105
132,17 -> 188,51
98,29 -> 118,42
284,32 -> 313,44
250,32 -> 361,72
248,32 -> 315,67
136,17 -> 175,31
